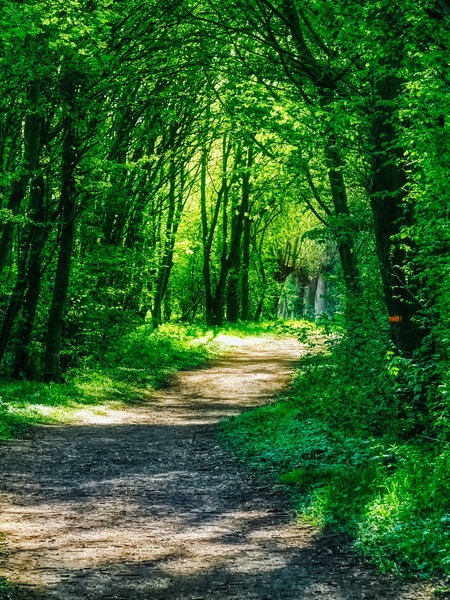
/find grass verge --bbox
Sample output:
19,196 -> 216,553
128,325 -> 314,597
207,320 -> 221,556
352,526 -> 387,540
0,323 -> 220,439
218,324 -> 450,580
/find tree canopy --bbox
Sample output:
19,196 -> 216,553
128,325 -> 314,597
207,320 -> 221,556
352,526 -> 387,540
0,0 -> 449,430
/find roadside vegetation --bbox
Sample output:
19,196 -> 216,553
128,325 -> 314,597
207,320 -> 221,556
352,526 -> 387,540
0,320 -> 304,440
1,318 -> 449,583
0,577 -> 13,600
219,321 -> 450,581
0,323 -> 220,439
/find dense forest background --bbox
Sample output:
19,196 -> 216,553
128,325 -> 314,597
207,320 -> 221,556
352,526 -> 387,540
1,0 -> 448,381
1,0 -> 450,580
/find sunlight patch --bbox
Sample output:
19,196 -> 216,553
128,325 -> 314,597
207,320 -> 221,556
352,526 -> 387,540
214,334 -> 272,347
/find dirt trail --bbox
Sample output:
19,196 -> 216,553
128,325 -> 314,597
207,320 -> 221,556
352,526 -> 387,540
0,336 -> 434,599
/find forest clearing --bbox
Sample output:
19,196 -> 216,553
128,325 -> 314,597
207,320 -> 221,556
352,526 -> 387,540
1,0 -> 450,596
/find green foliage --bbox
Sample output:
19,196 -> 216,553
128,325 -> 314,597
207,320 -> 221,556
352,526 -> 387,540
356,449 -> 450,576
218,324 -> 450,578
0,576 -> 14,600
286,338 -> 400,436
0,323 -> 218,439
101,323 -> 218,387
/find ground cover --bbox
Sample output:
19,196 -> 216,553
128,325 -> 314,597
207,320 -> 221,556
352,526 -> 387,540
218,326 -> 450,582
0,334 -> 435,599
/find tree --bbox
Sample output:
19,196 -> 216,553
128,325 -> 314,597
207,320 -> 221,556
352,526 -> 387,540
43,68 -> 81,382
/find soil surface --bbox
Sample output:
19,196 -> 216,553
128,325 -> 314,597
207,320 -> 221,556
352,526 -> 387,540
0,336 -> 436,599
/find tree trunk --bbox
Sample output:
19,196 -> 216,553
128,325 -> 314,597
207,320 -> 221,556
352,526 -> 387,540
240,144 -> 253,321
226,141 -> 248,322
321,95 -> 362,299
369,71 -> 425,356
0,281 -> 27,370
13,175 -> 47,378
152,162 -> 184,329
0,82 -> 42,274
200,142 -> 215,325
43,77 -> 78,382
210,186 -> 230,326
200,134 -> 231,326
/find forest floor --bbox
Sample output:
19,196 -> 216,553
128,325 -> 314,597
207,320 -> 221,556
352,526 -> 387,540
0,336 -> 437,599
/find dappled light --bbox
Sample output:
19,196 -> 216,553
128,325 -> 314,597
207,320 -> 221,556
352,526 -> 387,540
0,338 -> 434,599
1,0 -> 449,592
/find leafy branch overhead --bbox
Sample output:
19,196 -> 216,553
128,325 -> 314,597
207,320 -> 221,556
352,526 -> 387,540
0,0 -> 448,436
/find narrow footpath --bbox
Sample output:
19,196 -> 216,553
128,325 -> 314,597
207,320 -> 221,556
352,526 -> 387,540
0,337 -> 434,599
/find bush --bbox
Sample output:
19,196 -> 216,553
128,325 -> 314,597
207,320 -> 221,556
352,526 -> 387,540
0,323 -> 219,439
218,323 -> 450,578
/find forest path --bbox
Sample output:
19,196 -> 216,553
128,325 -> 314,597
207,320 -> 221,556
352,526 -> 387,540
0,336 -> 434,600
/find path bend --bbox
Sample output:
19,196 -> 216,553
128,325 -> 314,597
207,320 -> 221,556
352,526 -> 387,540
0,336 -> 433,599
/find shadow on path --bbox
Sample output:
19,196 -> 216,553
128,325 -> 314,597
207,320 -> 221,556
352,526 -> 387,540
0,337 -> 433,599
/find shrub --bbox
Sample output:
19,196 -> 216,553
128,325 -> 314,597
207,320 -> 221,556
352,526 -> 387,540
218,322 -> 450,578
0,323 -> 219,439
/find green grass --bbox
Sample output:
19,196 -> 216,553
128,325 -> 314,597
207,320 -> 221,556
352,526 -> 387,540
0,575 -> 14,600
0,320 -> 305,439
0,323 -> 221,439
218,325 -> 450,580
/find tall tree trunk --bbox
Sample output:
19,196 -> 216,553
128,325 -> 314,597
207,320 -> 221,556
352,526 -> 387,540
211,178 -> 230,326
369,71 -> 425,356
321,95 -> 362,299
152,162 -> 184,329
200,134 -> 231,326
240,144 -> 253,321
241,210 -> 251,321
0,82 -> 42,274
0,84 -> 44,371
200,142 -> 215,325
226,141 -> 246,322
13,174 -> 47,378
0,280 -> 27,370
43,77 -> 78,382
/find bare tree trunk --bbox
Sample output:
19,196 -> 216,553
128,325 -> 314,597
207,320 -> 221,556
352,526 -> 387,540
240,144 -> 253,321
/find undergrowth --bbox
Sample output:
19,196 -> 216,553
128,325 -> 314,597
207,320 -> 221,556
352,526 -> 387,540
0,576 -> 14,600
208,318 -> 321,340
0,318 -> 307,439
0,323 -> 220,439
218,321 -> 450,580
